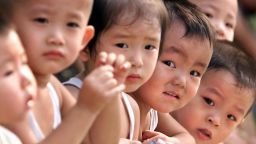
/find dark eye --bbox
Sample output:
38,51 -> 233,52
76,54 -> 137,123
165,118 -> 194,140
145,45 -> 156,50
226,23 -> 234,29
4,70 -> 14,77
33,17 -> 48,24
67,22 -> 80,28
205,13 -> 213,19
203,97 -> 214,106
162,60 -> 175,68
190,70 -> 201,77
227,114 -> 237,121
115,43 -> 128,49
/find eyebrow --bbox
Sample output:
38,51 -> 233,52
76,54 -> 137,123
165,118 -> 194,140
30,6 -> 51,14
165,45 -> 208,70
226,13 -> 236,22
165,46 -> 187,58
0,57 -> 11,70
67,12 -> 83,21
195,62 -> 207,70
207,87 -> 224,100
112,33 -> 160,43
235,106 -> 245,116
208,4 -> 218,12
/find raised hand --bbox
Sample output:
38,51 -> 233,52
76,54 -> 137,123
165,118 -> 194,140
77,52 -> 130,113
97,52 -> 131,86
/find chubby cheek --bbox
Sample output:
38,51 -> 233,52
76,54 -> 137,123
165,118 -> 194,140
186,81 -> 200,102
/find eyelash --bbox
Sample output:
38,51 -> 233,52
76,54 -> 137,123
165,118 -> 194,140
4,71 -> 13,77
203,97 -> 215,106
115,43 -> 157,51
33,17 -> 48,24
115,43 -> 128,49
162,60 -> 175,68
145,45 -> 156,50
205,13 -> 213,19
226,23 -> 234,29
67,22 -> 80,28
190,70 -> 201,77
227,114 -> 237,122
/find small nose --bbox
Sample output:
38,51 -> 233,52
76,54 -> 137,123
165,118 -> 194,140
129,52 -> 143,68
19,66 -> 37,101
207,114 -> 221,127
19,66 -> 32,89
214,22 -> 226,40
47,29 -> 65,46
172,71 -> 186,89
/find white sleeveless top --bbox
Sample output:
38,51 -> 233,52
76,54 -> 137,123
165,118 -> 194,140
28,83 -> 61,142
63,77 -> 135,141
121,92 -> 135,141
149,109 -> 158,131
0,126 -> 22,144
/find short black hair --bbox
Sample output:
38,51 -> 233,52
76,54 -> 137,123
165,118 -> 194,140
163,0 -> 215,47
87,0 -> 168,57
0,0 -> 13,34
209,40 -> 256,116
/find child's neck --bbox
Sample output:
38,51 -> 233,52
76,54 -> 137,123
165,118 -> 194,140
35,74 -> 52,88
129,93 -> 152,131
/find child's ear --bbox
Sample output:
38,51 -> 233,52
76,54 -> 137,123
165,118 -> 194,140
82,25 -> 94,48
79,48 -> 89,62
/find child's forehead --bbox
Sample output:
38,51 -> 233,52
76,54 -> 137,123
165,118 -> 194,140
0,31 -> 23,62
20,0 -> 92,15
191,0 -> 238,16
201,70 -> 254,115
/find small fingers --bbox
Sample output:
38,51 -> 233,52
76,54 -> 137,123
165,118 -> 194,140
105,53 -> 116,66
105,83 -> 125,97
96,51 -> 108,66
114,54 -> 125,69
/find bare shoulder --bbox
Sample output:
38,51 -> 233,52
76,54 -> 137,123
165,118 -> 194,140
50,75 -> 76,117
64,85 -> 80,99
126,94 -> 140,140
127,95 -> 139,111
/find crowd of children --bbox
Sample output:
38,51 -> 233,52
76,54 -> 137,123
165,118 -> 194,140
0,0 -> 255,144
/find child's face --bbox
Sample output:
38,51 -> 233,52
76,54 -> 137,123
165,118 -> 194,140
96,17 -> 161,92
134,20 -> 212,113
172,69 -> 254,144
190,0 -> 238,41
13,0 -> 93,74
0,30 -> 37,124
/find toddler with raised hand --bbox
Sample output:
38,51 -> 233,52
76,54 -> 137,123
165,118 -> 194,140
9,0 -> 131,143
63,0 -> 168,143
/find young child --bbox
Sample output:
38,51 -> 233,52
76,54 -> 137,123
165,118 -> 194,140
63,0 -> 168,142
189,0 -> 238,41
0,1 -> 37,143
130,0 -> 214,143
188,0 -> 256,143
171,41 -> 256,144
10,0 -> 131,143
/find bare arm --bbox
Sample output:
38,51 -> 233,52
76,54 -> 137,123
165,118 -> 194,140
39,104 -> 101,144
155,113 -> 195,144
